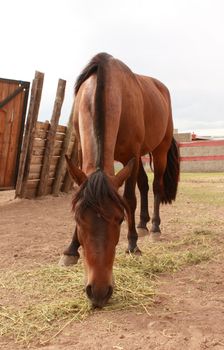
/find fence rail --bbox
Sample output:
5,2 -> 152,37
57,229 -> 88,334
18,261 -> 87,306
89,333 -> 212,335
179,140 -> 224,172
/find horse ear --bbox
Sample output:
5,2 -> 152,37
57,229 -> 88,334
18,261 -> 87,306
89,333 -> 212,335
65,155 -> 87,185
111,158 -> 135,188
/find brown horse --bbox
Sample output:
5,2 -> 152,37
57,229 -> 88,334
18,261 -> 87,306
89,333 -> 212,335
59,53 -> 180,307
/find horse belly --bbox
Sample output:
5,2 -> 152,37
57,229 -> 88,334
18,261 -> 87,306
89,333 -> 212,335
142,98 -> 171,153
114,110 -> 145,163
143,116 -> 170,152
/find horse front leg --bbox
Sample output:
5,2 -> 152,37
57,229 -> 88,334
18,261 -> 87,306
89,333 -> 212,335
137,158 -> 150,235
123,161 -> 141,255
59,226 -> 80,266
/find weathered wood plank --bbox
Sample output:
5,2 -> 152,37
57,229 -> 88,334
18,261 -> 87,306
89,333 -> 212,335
29,162 -> 59,175
35,121 -> 65,133
27,178 -> 54,188
0,109 -> 6,167
33,138 -> 63,148
35,120 -> 50,131
57,125 -> 66,133
30,155 -> 59,165
0,109 -> 8,186
32,142 -> 62,156
52,102 -> 75,195
30,155 -> 43,165
0,82 -> 21,187
24,187 -> 38,198
3,86 -> 26,188
55,132 -> 66,141
15,71 -> 44,198
37,79 -> 66,196
34,128 -> 66,141
28,170 -> 56,180
34,128 -> 47,139
32,148 -> 45,156
33,138 -> 46,148
67,140 -> 75,154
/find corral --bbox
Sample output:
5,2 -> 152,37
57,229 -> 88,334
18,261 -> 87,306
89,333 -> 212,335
0,172 -> 224,349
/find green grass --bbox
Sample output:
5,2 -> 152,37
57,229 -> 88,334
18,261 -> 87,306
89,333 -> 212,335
180,184 -> 224,205
179,172 -> 224,183
146,171 -> 224,205
147,171 -> 224,183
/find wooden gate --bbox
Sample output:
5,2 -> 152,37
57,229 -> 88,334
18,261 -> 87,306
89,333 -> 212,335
0,78 -> 30,190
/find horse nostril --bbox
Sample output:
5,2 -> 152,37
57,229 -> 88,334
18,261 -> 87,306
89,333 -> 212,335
86,284 -> 93,299
86,285 -> 113,306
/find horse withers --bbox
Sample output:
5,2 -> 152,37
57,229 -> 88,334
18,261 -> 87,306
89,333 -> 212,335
59,53 -> 180,307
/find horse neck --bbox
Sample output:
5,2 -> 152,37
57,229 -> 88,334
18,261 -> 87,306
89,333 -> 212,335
81,131 -> 114,176
78,110 -> 116,176
76,66 -> 120,177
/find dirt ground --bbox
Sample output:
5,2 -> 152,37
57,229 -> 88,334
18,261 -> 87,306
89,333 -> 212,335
0,175 -> 224,350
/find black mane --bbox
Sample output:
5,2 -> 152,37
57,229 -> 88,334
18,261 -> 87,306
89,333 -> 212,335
75,52 -> 112,95
74,53 -> 113,169
72,170 -> 129,223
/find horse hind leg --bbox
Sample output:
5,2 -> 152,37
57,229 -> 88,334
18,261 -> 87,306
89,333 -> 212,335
137,158 -> 150,236
150,147 -> 168,241
151,137 -> 180,242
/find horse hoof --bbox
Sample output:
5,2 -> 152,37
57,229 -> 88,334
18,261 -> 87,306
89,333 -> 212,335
126,247 -> 142,256
149,232 -> 161,242
58,255 -> 79,266
137,227 -> 149,237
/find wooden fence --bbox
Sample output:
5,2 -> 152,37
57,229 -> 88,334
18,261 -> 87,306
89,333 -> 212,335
0,78 -> 30,190
15,71 -> 78,199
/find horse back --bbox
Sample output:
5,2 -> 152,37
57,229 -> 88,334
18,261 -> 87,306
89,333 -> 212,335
74,54 -> 173,171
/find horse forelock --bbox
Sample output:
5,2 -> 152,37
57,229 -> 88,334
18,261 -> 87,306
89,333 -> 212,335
72,170 -> 129,224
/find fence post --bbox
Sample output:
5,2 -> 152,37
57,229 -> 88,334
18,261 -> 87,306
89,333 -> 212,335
37,79 -> 66,196
52,101 -> 74,196
15,71 -> 44,198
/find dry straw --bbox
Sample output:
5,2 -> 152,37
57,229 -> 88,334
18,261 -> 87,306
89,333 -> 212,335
0,232 -> 213,346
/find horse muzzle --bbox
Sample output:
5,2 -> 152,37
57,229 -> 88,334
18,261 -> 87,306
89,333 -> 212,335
86,284 -> 113,308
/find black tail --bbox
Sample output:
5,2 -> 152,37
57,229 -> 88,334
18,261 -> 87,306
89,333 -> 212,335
161,137 -> 180,204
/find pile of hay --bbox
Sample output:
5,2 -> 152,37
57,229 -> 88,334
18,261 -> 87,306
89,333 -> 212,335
0,233 -> 213,345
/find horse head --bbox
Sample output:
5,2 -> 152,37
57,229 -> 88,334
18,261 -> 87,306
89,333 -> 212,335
66,156 -> 134,307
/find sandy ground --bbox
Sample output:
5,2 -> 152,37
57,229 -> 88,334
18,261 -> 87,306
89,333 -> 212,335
0,180 -> 224,350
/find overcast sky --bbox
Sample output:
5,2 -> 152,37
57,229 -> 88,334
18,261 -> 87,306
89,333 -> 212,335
1,0 -> 224,135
